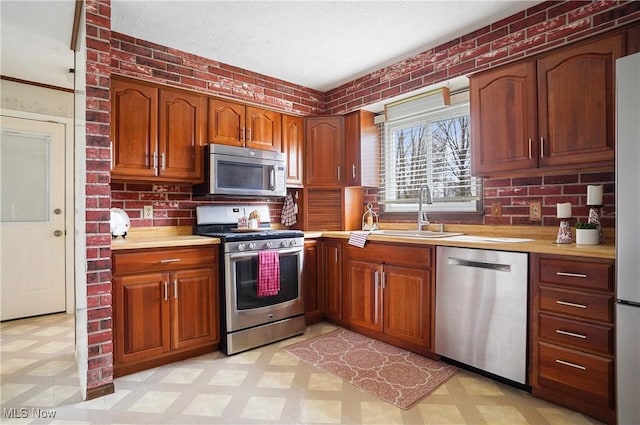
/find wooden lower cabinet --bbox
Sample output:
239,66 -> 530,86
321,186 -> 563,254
530,254 -> 616,424
342,242 -> 433,355
112,246 -> 219,377
323,239 -> 343,322
303,239 -> 322,324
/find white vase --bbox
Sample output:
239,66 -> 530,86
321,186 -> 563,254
576,228 -> 600,245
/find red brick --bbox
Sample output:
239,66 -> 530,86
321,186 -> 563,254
88,330 -> 111,345
492,10 -> 526,30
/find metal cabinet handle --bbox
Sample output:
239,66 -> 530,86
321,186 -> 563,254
556,329 -> 587,339
247,128 -> 252,142
556,271 -> 587,278
352,164 -> 356,179
241,127 -> 245,142
528,138 -> 532,159
381,271 -> 386,289
160,258 -> 181,263
153,152 -> 159,175
556,300 -> 587,309
540,137 -> 545,158
374,271 -> 379,287
174,279 -> 178,299
161,152 -> 166,169
335,250 -> 338,263
337,166 -> 341,181
555,359 -> 586,370
164,281 -> 168,301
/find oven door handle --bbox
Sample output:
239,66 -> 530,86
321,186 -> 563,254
228,248 -> 302,260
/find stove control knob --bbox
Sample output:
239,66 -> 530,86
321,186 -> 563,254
237,243 -> 246,251
248,242 -> 256,250
280,240 -> 288,247
289,239 -> 297,246
265,241 -> 273,249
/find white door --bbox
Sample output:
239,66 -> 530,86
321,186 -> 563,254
1,115 -> 66,321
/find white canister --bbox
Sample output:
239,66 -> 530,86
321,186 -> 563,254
248,218 -> 259,229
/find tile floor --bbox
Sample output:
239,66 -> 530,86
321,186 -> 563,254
1,313 -> 603,424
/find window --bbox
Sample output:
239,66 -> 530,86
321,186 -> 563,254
380,101 -> 481,213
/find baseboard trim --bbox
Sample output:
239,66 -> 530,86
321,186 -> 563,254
86,382 -> 115,401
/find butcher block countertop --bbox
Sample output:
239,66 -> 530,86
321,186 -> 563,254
111,226 -> 219,251
110,225 -> 614,259
309,224 -> 616,260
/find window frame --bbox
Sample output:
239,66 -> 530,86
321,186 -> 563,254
379,101 -> 482,216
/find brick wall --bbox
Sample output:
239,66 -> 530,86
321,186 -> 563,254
110,183 -> 285,228
85,0 -> 113,392
110,32 -> 323,115
324,1 -> 640,114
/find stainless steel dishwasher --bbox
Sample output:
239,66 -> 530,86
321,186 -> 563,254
435,246 -> 528,384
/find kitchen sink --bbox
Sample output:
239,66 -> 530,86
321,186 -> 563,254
371,230 -> 464,238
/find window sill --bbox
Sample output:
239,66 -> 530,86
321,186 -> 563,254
379,211 -> 484,224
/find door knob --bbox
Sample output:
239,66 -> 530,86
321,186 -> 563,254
54,230 -> 63,237
54,208 -> 62,215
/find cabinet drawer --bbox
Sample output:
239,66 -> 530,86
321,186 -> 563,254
539,313 -> 613,355
346,243 -> 432,268
538,258 -> 613,291
537,342 -> 613,408
113,247 -> 217,274
539,286 -> 613,323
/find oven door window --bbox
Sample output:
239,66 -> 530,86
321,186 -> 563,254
234,253 -> 299,310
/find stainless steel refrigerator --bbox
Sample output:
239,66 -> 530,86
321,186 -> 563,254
615,52 -> 640,425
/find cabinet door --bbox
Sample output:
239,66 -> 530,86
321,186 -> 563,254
208,98 -> 245,147
343,259 -> 383,333
158,88 -> 206,182
303,240 -> 322,324
383,264 -> 431,348
304,116 -> 344,186
537,35 -> 622,167
470,61 -> 538,175
110,78 -> 158,179
344,110 -> 379,187
114,273 -> 171,365
171,268 -> 218,350
246,106 -> 282,151
282,114 -> 304,187
323,239 -> 343,321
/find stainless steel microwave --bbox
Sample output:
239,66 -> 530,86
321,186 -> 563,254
194,144 -> 286,197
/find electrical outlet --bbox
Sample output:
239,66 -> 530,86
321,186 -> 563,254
143,205 -> 153,219
529,201 -> 542,221
491,203 -> 502,217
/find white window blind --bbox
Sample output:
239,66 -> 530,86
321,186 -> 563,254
380,97 -> 481,213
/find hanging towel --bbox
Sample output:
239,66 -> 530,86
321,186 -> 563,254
281,193 -> 297,226
257,250 -> 280,297
348,231 -> 370,248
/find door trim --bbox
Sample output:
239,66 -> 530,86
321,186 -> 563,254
1,108 -> 75,314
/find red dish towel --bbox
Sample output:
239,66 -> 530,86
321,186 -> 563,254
257,250 -> 280,297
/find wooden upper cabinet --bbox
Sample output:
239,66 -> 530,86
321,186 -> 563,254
471,61 -> 538,175
282,114 -> 304,187
208,98 -> 281,151
304,116 -> 344,186
344,110 -> 379,187
246,106 -> 282,151
111,76 -> 206,183
159,88 -> 206,181
537,34 -> 622,167
111,78 -> 158,179
208,98 -> 245,147
470,33 -> 621,177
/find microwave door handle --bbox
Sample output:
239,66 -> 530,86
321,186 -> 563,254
269,165 -> 275,190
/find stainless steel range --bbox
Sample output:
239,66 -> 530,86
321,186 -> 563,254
194,205 -> 305,355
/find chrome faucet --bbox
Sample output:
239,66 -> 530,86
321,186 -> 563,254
417,185 -> 432,230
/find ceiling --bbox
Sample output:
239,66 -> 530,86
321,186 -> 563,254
1,0 -> 539,92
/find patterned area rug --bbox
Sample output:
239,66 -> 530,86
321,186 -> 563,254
284,328 -> 457,409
